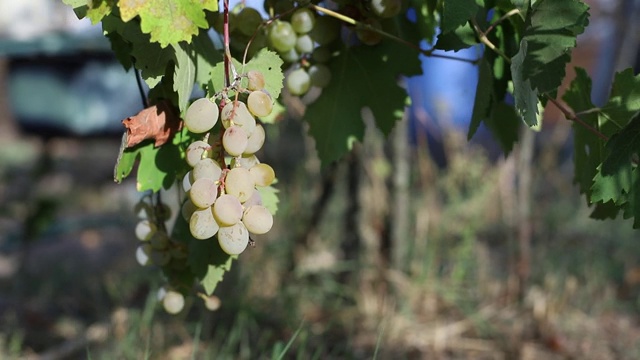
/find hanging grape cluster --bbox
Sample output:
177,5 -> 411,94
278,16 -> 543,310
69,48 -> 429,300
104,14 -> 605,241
181,69 -> 275,256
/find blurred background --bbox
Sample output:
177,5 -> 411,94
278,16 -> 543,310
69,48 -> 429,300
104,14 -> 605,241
1,0 -> 640,359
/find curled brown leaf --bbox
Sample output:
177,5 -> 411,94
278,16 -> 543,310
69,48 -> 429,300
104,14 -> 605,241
122,101 -> 182,148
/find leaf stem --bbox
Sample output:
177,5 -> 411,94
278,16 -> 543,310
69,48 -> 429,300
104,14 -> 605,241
485,8 -> 520,36
308,4 -> 478,64
471,18 -> 511,63
545,96 -> 609,141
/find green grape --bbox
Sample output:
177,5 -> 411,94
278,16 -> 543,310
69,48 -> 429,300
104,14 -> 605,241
236,7 -> 263,36
225,167 -> 255,202
268,21 -> 297,52
246,70 -> 265,91
212,11 -> 237,34
263,0 -> 295,15
193,158 -> 222,181
218,222 -> 250,255
135,219 -> 156,241
186,141 -> 211,167
370,0 -> 402,18
295,34 -> 315,54
212,194 -> 243,226
312,46 -> 332,63
221,101 -> 256,133
357,18 -> 383,46
150,249 -> 171,266
181,199 -> 198,222
247,91 -> 273,117
189,178 -> 218,208
308,64 -> 332,88
244,124 -> 265,155
134,201 -> 153,219
149,231 -> 170,249
243,189 -> 263,207
136,244 -> 152,266
286,68 -> 311,96
249,163 -> 276,187
310,16 -> 340,45
184,98 -> 219,134
223,125 -> 249,156
279,48 -> 300,64
231,154 -> 260,168
182,171 -> 193,192
162,290 -> 185,314
291,8 -> 316,34
242,205 -> 273,235
190,207 -> 220,240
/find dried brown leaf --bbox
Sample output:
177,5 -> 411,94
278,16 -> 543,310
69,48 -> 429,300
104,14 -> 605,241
122,101 -> 182,148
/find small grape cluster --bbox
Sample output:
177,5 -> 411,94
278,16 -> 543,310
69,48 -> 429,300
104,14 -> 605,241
266,8 -> 337,97
133,200 -> 189,314
181,70 -> 275,256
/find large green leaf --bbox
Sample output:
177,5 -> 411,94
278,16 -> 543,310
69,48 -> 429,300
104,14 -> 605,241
63,0 -> 115,23
511,0 -> 589,125
441,0 -> 480,33
305,28 -> 422,166
118,0 -> 217,47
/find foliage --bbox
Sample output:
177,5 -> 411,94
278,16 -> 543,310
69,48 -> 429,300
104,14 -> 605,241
61,0 -> 640,305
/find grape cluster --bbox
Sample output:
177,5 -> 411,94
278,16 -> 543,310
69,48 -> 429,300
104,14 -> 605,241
134,201 -> 188,269
181,70 -> 275,256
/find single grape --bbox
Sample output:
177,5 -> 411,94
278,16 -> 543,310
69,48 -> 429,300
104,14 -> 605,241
370,0 -> 402,18
217,222 -> 250,255
212,194 -> 243,226
150,249 -> 171,266
182,171 -> 193,192
357,18 -> 383,46
310,16 -> 340,45
249,163 -> 276,187
189,178 -> 218,208
286,68 -> 311,96
162,290 -> 185,314
312,46 -> 332,63
221,101 -> 256,133
212,11 -> 237,34
134,201 -> 153,219
193,158 -> 222,181
291,8 -> 316,34
169,246 -> 188,260
181,199 -> 198,222
149,231 -> 170,249
243,189 -> 263,207
190,207 -> 220,239
135,219 -> 157,241
279,48 -> 300,64
136,244 -> 152,266
246,70 -> 265,91
247,91 -> 273,117
224,167 -> 255,202
186,141 -> 211,167
231,154 -> 260,168
223,125 -> 249,156
295,34 -> 315,54
236,7 -> 263,36
242,205 -> 273,235
308,64 -> 332,88
244,124 -> 266,155
201,294 -> 221,311
268,21 -> 297,52
184,98 -> 219,134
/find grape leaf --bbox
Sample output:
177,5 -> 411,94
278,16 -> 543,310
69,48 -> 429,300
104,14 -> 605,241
113,128 -> 191,192
187,233 -> 234,295
63,0 -> 114,23
484,101 -> 520,153
209,49 -> 284,101
305,31 -> 422,166
565,67 -> 640,201
511,40 -> 539,126
117,0 -> 217,47
511,0 -> 589,125
563,67 -> 603,196
469,58 -> 493,140
441,0 -> 480,33
122,101 -> 182,147
434,23 -> 479,52
591,115 -> 640,227
257,185 -> 279,215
